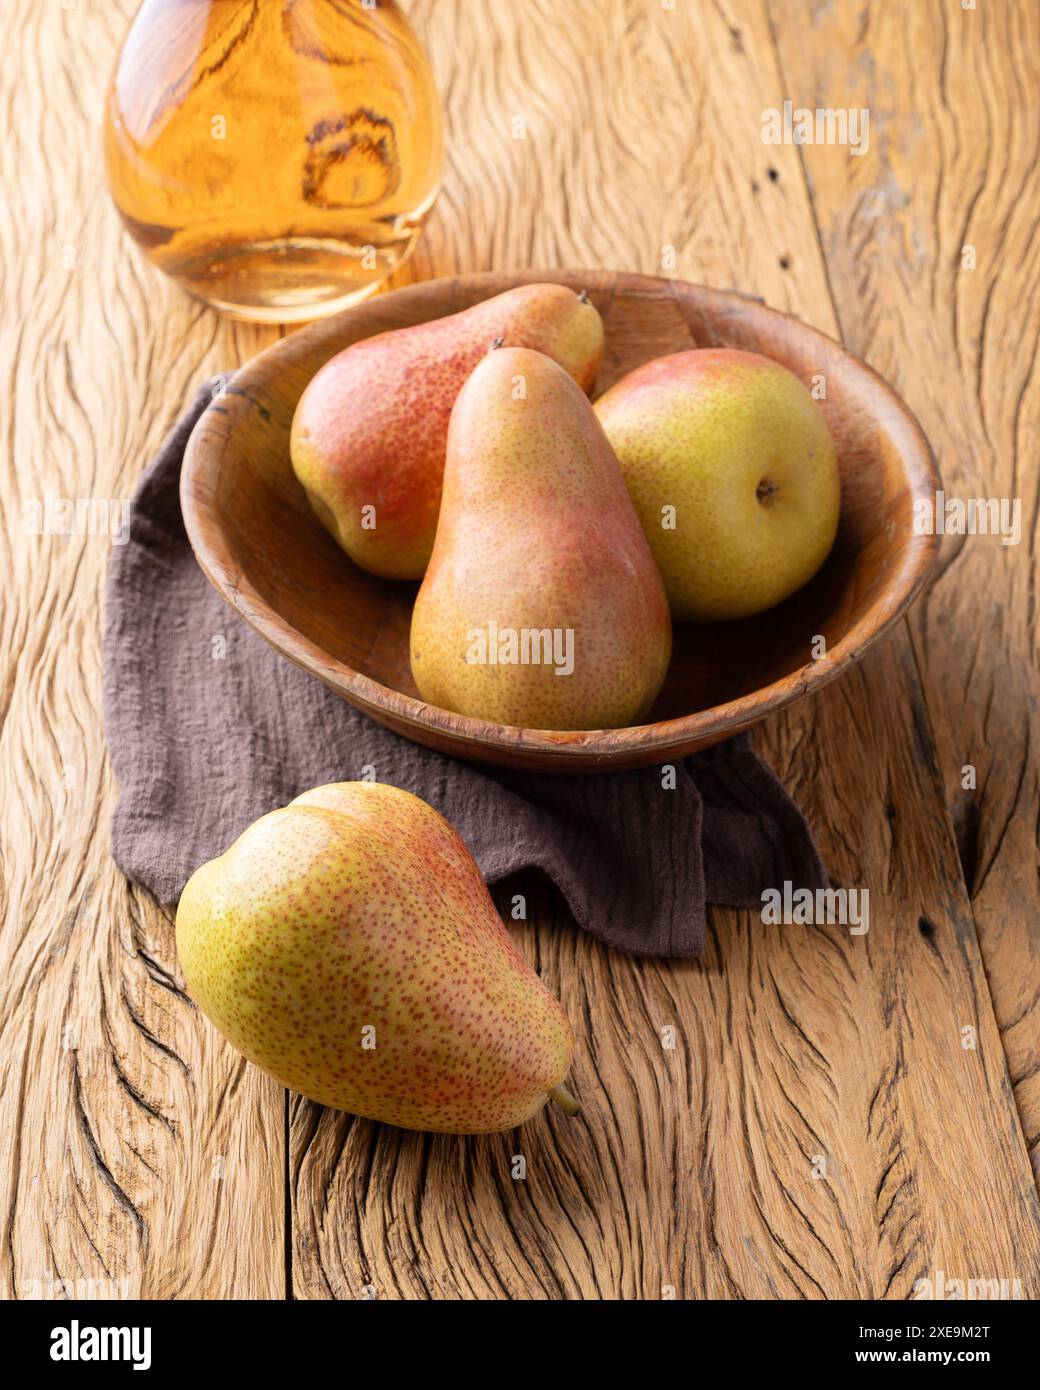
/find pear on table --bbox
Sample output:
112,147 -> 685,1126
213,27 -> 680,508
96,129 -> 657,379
175,782 -> 577,1134
595,348 -> 841,622
290,283 -> 605,579
409,345 -> 672,731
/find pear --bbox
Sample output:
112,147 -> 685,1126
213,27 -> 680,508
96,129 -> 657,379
291,284 -> 604,579
594,349 -> 841,622
410,346 -> 672,730
175,782 -> 578,1134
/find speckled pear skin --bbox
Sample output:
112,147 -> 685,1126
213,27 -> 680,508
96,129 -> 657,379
594,349 -> 841,622
290,284 -> 605,580
175,782 -> 575,1134
410,347 -> 672,731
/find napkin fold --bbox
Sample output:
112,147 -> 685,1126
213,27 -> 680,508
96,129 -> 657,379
102,380 -> 828,957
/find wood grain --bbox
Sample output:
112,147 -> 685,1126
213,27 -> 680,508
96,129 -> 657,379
1,0 -> 1038,1301
769,0 -> 1040,1187
0,0 -> 284,1300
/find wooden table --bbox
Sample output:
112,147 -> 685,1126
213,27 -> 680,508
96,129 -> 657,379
3,0 -> 1039,1300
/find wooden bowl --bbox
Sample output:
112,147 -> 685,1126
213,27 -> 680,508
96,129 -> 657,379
181,270 -> 940,773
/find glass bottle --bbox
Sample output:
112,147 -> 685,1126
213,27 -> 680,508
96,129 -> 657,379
104,0 -> 443,322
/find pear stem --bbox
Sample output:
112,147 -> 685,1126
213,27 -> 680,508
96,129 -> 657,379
549,1084 -> 581,1117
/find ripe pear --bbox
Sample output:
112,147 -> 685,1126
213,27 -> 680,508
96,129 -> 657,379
291,284 -> 605,579
594,349 -> 841,622
175,782 -> 578,1134
410,346 -> 672,730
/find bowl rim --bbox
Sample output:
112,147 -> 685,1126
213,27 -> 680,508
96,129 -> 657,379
181,268 -> 942,765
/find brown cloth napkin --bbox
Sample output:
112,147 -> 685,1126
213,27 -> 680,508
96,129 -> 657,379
102,380 -> 828,957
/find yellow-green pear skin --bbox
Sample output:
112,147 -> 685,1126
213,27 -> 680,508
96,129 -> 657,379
409,346 -> 672,731
290,284 -> 605,580
594,349 -> 841,622
175,783 -> 576,1134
